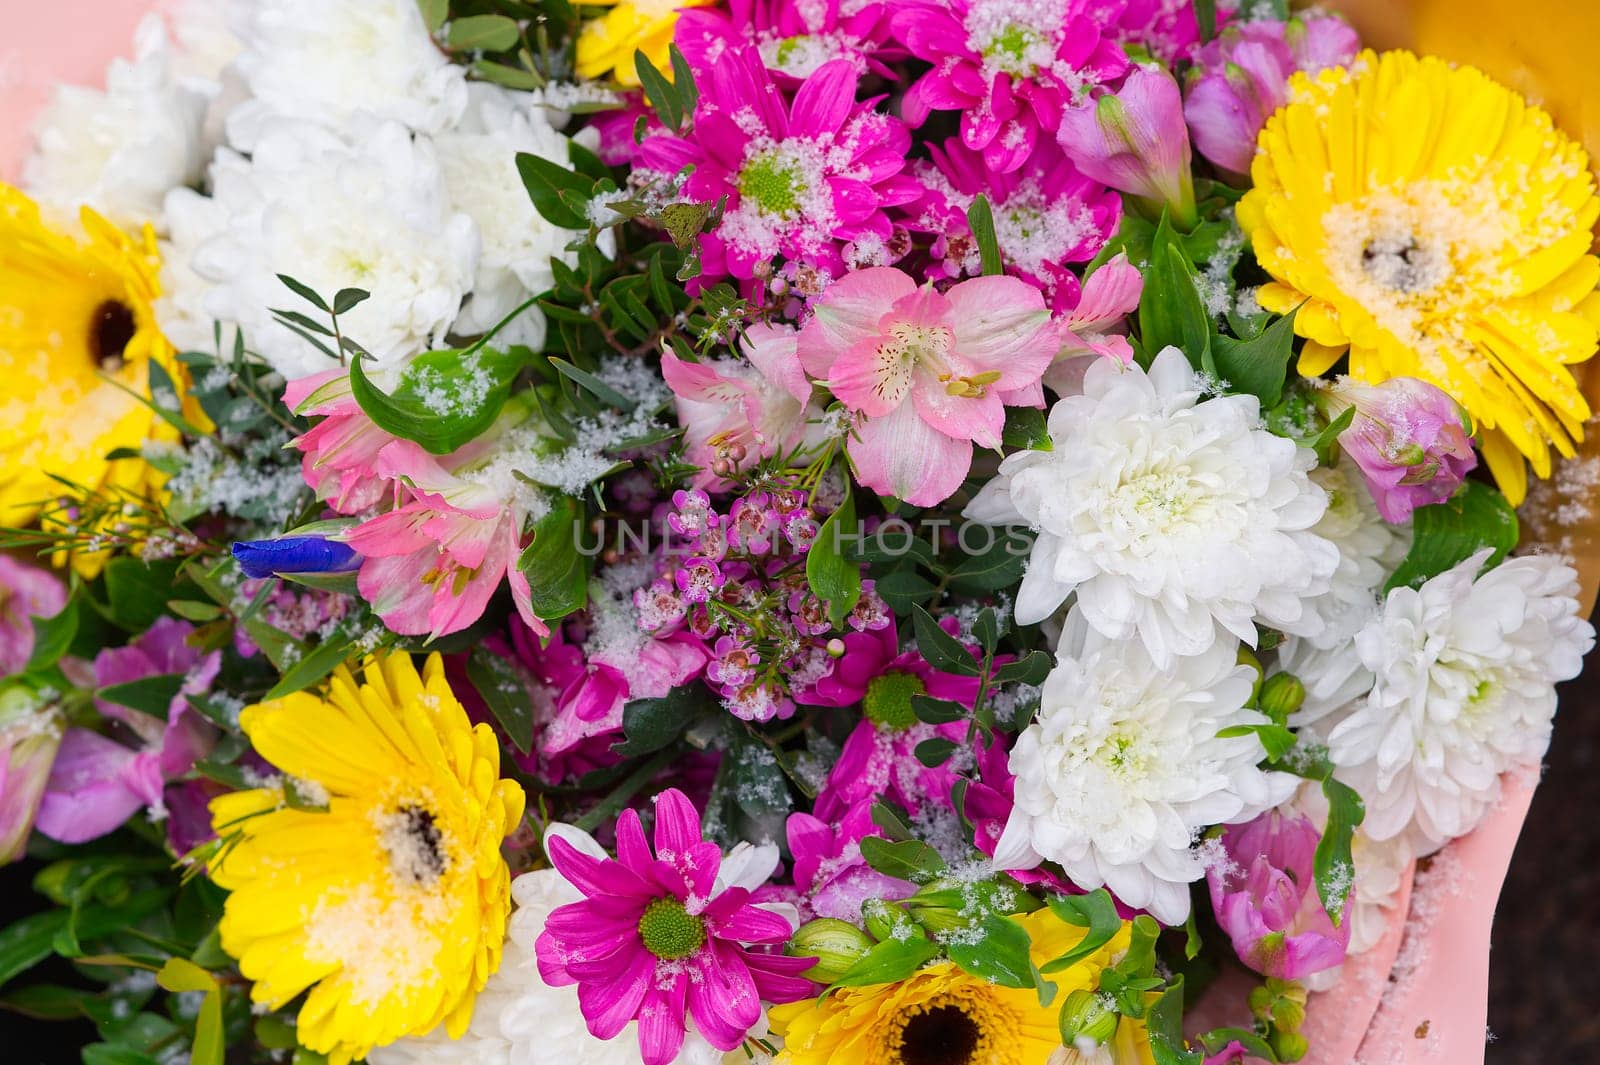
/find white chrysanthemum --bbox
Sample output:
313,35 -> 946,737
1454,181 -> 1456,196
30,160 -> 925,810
993,611 -> 1297,925
182,120 -> 477,378
22,16 -> 206,231
966,348 -> 1339,668
163,0 -> 242,95
1327,550 -> 1594,855
225,0 -> 466,149
437,85 -> 589,350
1298,458 -> 1411,648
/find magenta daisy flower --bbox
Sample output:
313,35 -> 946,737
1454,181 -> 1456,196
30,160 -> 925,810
890,0 -> 1131,173
908,135 -> 1121,310
674,0 -> 899,83
535,789 -> 815,1065
636,49 -> 922,289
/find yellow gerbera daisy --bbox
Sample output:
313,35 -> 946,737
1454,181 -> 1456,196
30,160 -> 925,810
0,183 -> 196,569
208,652 -> 526,1065
575,0 -> 716,87
1237,50 -> 1600,504
768,910 -> 1155,1065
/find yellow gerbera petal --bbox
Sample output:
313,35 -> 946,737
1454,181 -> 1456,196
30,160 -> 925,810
209,651 -> 525,1064
1238,50 -> 1600,498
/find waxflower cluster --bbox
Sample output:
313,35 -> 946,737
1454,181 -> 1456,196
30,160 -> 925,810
2,2 -> 1598,1065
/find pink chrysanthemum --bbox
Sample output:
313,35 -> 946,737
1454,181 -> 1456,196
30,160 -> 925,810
535,790 -> 814,1065
675,0 -> 898,83
890,0 -> 1131,173
637,50 -> 921,289
907,135 -> 1121,310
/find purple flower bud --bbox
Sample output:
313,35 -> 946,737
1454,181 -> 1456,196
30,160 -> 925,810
1058,64 -> 1197,229
1328,377 -> 1478,522
232,536 -> 362,580
1206,812 -> 1351,980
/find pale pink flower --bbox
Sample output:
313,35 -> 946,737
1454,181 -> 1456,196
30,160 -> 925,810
283,368 -> 402,515
1057,64 -> 1196,229
0,556 -> 67,675
661,323 -> 822,488
1042,252 -> 1144,394
0,686 -> 63,862
797,267 -> 1057,505
1326,377 -> 1477,523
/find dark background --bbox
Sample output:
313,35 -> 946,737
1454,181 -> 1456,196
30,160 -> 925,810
0,648 -> 1596,1063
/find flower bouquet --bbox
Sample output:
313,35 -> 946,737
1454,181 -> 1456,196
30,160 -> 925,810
2,2 -> 1597,1065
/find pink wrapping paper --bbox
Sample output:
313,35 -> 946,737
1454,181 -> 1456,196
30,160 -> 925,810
0,5 -> 1583,1065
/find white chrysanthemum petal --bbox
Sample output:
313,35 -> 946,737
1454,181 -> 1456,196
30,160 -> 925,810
997,613 -> 1297,925
1327,550 -> 1594,855
968,348 -> 1339,667
22,16 -> 207,231
179,119 -> 478,378
225,0 -> 466,149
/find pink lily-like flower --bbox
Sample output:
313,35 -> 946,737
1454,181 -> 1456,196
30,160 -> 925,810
34,618 -> 220,845
0,556 -> 67,675
1183,16 -> 1359,176
907,137 -> 1121,312
636,51 -> 921,289
1058,63 -> 1197,229
1325,376 -> 1478,523
1042,252 -> 1145,393
796,618 -> 982,821
0,684 -> 64,863
674,0 -> 897,83
786,800 -> 914,922
889,0 -> 1131,174
661,322 -> 823,487
536,790 -> 815,1065
283,369 -> 402,515
1206,811 -> 1351,980
797,267 -> 1057,505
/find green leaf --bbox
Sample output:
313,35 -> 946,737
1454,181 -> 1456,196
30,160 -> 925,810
660,201 -> 716,249
82,1047 -> 162,1065
517,497 -> 592,621
948,528 -> 1032,593
1216,722 -> 1297,762
1210,305 -> 1298,407
1146,977 -> 1204,1065
166,599 -> 223,623
1138,214 -> 1211,370
634,50 -> 682,131
417,0 -> 448,31
276,274 -> 328,312
447,13 -> 520,51
947,914 -> 1034,989
1001,406 -> 1051,451
807,489 -> 862,628
669,44 -> 698,114
548,358 -> 638,411
348,346 -> 525,455
97,674 -> 185,720
277,570 -> 361,596
910,605 -> 982,677
1041,890 -> 1122,973
104,558 -> 183,631
830,934 -> 941,990
1193,0 -> 1217,41
517,151 -> 594,229
1315,776 -> 1364,925
913,737 -> 958,767
473,59 -> 544,90
155,958 -> 223,1065
1384,481 -> 1519,592
614,687 -> 703,758
870,568 -> 937,615
264,632 -> 359,700
1307,405 -> 1355,466
993,650 -> 1052,686
858,837 -> 947,884
467,649 -> 535,754
967,195 -> 1004,276
912,695 -> 968,725
331,288 -> 370,315
24,598 -> 78,672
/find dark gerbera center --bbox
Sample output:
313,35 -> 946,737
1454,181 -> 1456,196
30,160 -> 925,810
899,1004 -> 982,1065
88,299 -> 137,371
1361,235 -> 1445,293
382,803 -> 448,886
637,897 -> 706,960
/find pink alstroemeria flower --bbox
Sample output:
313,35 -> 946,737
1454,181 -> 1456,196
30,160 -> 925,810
797,618 -> 982,821
283,369 -> 402,515
787,800 -> 914,922
1042,252 -> 1146,394
890,0 -> 1131,174
1325,376 -> 1478,523
908,137 -> 1121,312
662,322 -> 822,488
0,685 -> 64,863
1206,811 -> 1351,980
637,51 -> 921,289
0,556 -> 67,675
797,267 -> 1057,505
536,790 -> 815,1065
675,0 -> 897,83
1183,16 -> 1359,176
1058,63 -> 1197,229
34,618 -> 220,845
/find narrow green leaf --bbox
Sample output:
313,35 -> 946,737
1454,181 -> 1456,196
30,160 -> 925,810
807,490 -> 862,628
913,737 -> 957,767
548,358 -> 638,411
1146,977 -> 1204,1065
1138,214 -> 1211,369
98,674 -> 185,720
264,633 -> 357,700
1001,406 -> 1051,451
466,649 -> 535,754
993,650 -> 1052,686
947,914 -> 1034,989
517,497 -> 592,621
912,695 -> 968,725
1041,890 -> 1122,973
830,935 -> 941,990
910,605 -> 982,677
447,13 -> 520,51
1384,481 -> 1519,592
331,288 -> 370,315
1315,776 -> 1364,924
348,347 -> 523,455
517,151 -> 593,229
1210,305 -> 1298,406
967,195 -> 1003,276
417,0 -> 448,31
24,598 -> 79,673
614,687 -> 703,758
275,274 -> 328,313
668,44 -> 698,114
634,50 -> 682,131
858,837 -> 948,884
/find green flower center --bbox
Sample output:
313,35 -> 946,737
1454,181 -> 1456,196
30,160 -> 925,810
738,151 -> 806,218
637,897 -> 706,960
982,24 -> 1044,76
863,671 -> 926,732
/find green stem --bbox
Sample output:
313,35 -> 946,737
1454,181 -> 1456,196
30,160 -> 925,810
571,744 -> 683,834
